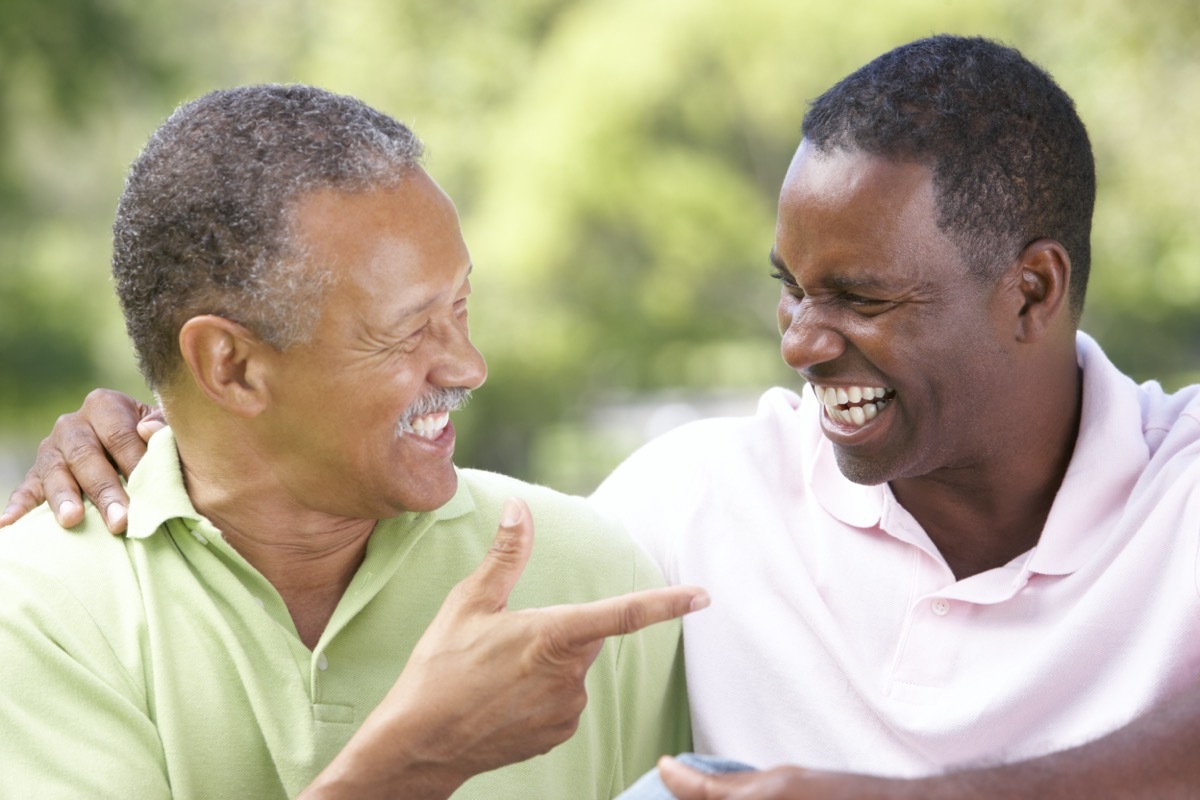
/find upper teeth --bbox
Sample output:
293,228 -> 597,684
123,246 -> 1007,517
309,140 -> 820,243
404,412 -> 450,440
812,384 -> 893,428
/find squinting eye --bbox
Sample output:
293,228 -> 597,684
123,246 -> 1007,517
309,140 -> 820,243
843,294 -> 895,313
770,269 -> 802,293
845,294 -> 879,305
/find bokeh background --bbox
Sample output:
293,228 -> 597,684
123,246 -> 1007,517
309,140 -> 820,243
2,0 -> 1198,497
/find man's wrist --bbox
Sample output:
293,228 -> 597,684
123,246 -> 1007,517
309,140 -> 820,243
300,744 -> 467,800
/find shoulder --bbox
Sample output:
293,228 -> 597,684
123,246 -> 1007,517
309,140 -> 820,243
0,500 -> 148,690
592,386 -> 812,512
0,501 -> 138,592
612,388 -> 804,469
1078,331 -> 1200,459
455,469 -> 663,596
1136,380 -> 1200,454
0,501 -> 146,637
456,468 -> 621,540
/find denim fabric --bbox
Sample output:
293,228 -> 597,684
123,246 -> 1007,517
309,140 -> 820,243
615,753 -> 757,799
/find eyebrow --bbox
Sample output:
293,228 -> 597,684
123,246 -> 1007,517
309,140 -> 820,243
768,248 -> 786,271
768,249 -> 907,293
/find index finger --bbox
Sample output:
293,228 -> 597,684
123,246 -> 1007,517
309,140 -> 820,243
557,584 -> 709,646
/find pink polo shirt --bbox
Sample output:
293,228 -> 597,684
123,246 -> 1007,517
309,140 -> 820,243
591,333 -> 1200,776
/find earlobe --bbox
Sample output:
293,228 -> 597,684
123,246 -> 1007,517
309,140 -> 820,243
178,315 -> 271,418
1013,239 -> 1070,343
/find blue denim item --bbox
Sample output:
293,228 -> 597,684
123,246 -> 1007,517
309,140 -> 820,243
615,752 -> 757,799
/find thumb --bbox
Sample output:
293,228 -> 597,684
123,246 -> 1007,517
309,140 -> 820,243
459,497 -> 534,612
137,405 -> 167,442
657,755 -> 717,799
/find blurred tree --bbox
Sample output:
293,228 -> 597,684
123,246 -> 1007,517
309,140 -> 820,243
0,0 -> 181,438
1,0 -> 1197,495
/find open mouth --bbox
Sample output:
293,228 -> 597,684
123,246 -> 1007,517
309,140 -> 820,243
812,384 -> 895,428
401,411 -> 451,440
396,387 -> 472,441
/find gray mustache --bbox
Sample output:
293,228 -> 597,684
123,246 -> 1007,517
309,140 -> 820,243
397,387 -> 472,431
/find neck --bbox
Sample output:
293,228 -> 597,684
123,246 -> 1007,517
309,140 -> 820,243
891,355 -> 1083,581
171,413 -> 376,649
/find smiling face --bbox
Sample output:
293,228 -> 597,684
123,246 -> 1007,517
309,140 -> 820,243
773,141 -> 1020,486
256,168 -> 487,518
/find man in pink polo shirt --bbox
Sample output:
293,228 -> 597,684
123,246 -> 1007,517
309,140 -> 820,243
600,35 -> 1200,798
7,35 -> 1200,798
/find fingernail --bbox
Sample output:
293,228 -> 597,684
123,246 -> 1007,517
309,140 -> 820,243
58,500 -> 80,521
500,498 -> 522,527
106,503 -> 127,528
689,591 -> 711,612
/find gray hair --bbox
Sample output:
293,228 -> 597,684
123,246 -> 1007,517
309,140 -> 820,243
112,84 -> 425,389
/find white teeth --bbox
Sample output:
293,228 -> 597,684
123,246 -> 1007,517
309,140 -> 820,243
405,412 -> 450,440
812,383 -> 893,429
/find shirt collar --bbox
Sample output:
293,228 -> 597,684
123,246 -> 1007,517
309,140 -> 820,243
1024,331 -> 1149,576
802,332 -> 1149,577
125,427 -> 478,539
125,427 -> 202,540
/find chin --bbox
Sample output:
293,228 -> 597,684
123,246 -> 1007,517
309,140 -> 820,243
387,473 -> 460,515
833,450 -> 896,487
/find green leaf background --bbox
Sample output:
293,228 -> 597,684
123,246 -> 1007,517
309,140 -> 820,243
2,0 -> 1197,494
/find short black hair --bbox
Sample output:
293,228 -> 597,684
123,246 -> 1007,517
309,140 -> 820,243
802,35 -> 1095,320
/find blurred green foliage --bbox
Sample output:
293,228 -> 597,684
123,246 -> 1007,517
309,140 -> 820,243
2,0 -> 1198,494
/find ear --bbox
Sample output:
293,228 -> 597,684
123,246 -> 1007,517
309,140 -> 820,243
1012,239 -> 1071,343
177,315 -> 273,418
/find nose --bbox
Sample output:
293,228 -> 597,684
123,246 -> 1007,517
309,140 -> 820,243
778,296 -> 845,373
429,316 -> 488,390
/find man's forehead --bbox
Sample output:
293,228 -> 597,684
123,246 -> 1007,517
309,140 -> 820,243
785,142 -> 933,196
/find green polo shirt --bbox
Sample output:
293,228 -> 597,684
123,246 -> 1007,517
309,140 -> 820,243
0,430 -> 689,798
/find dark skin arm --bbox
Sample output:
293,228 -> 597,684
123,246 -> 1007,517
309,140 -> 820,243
658,683 -> 1200,798
8,390 -> 1200,798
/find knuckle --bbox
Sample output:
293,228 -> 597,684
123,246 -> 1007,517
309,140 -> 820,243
63,433 -> 102,467
52,410 -> 81,432
106,426 -> 144,455
7,485 -> 35,506
83,388 -> 118,408
535,621 -> 575,663
486,530 -> 523,562
619,601 -> 648,634
565,687 -> 588,718
556,714 -> 581,742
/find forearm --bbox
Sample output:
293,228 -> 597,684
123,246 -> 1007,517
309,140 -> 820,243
906,688 -> 1200,799
297,700 -> 469,800
663,689 -> 1200,800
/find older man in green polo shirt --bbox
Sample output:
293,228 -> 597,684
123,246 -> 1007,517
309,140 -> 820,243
0,85 -> 704,799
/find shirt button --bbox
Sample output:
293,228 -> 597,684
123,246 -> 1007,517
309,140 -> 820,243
317,653 -> 329,671
931,599 -> 950,616
253,597 -> 265,609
